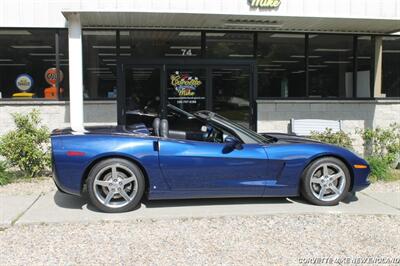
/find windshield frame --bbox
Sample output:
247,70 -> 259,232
194,110 -> 274,144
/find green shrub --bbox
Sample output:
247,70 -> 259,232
358,124 -> 400,181
366,156 -> 394,181
0,110 -> 50,178
358,123 -> 400,165
0,161 -> 11,186
310,129 -> 353,150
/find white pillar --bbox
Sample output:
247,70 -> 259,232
68,13 -> 85,132
373,37 -> 383,97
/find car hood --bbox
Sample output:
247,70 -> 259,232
260,133 -> 321,144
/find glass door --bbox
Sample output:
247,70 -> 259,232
124,66 -> 161,126
212,67 -> 251,128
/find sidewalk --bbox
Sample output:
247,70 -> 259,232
1,189 -> 399,228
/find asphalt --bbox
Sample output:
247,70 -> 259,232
1,189 -> 399,228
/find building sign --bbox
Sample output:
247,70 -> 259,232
249,0 -> 281,8
15,74 -> 34,91
169,71 -> 205,105
170,71 -> 202,97
45,68 -> 64,86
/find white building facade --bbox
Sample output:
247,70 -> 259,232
0,0 -> 400,153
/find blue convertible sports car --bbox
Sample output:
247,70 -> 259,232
51,105 -> 370,212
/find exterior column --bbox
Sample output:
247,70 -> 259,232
373,37 -> 383,97
68,13 -> 85,132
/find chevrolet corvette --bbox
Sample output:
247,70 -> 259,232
51,104 -> 370,212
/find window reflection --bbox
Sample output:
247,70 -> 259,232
0,29 -> 67,99
382,36 -> 400,97
120,31 -> 201,58
309,34 -> 354,98
82,30 -> 117,99
206,32 -> 254,58
257,33 -> 306,97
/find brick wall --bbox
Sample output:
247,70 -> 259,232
257,99 -> 400,155
0,101 -> 117,136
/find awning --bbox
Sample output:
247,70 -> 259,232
62,11 -> 400,34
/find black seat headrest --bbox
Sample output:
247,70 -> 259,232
153,118 -> 160,136
160,119 -> 169,138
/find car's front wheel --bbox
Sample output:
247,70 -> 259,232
87,158 -> 145,213
301,157 -> 351,206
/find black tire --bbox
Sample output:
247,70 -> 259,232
86,158 -> 145,213
301,157 -> 351,206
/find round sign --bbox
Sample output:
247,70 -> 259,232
15,74 -> 34,91
45,68 -> 64,86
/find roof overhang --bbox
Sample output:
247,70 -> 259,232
62,10 -> 400,34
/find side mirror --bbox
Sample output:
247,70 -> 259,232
223,136 -> 243,153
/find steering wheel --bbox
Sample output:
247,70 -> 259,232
205,126 -> 214,140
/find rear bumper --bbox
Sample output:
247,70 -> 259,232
52,162 -> 82,196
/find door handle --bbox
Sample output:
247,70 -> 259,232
153,141 -> 160,152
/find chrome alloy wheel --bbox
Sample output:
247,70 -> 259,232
309,163 -> 346,202
93,164 -> 138,208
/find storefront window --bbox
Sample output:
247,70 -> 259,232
308,34 -> 354,98
120,30 -> 201,58
82,30 -> 117,99
257,33 -> 306,97
382,36 -> 400,97
206,32 -> 254,58
356,36 -> 372,97
0,29 -> 66,100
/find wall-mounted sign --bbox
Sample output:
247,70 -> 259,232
249,0 -> 281,8
170,71 -> 202,97
15,74 -> 34,91
45,68 -> 64,86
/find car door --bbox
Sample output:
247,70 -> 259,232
158,138 -> 269,197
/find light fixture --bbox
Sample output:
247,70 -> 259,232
258,64 -> 281,67
314,48 -> 351,52
292,70 -> 305,74
224,22 -> 282,28
120,53 -> 131,56
383,50 -> 400,53
87,67 -> 109,71
164,53 -> 197,57
264,68 -> 287,71
228,54 -> 254,58
0,59 -> 12,62
106,63 -> 117,66
270,34 -> 304,38
0,30 -> 31,35
382,36 -> 400,41
309,64 -> 328,68
83,31 -> 116,36
178,32 -> 201,37
291,55 -> 321,58
0,63 -> 26,66
206,33 -> 226,37
11,45 -> 52,49
98,53 -> 117,56
324,61 -> 351,64
93,45 -> 131,49
170,46 -> 201,49
29,53 -> 63,56
43,59 -> 69,62
272,60 -> 299,63
103,59 -> 117,62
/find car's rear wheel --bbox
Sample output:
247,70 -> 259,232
301,157 -> 350,206
87,158 -> 145,213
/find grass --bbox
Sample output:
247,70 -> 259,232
369,169 -> 400,183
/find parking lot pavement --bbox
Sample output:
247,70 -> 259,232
0,189 -> 397,227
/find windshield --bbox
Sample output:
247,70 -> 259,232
194,110 -> 274,144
